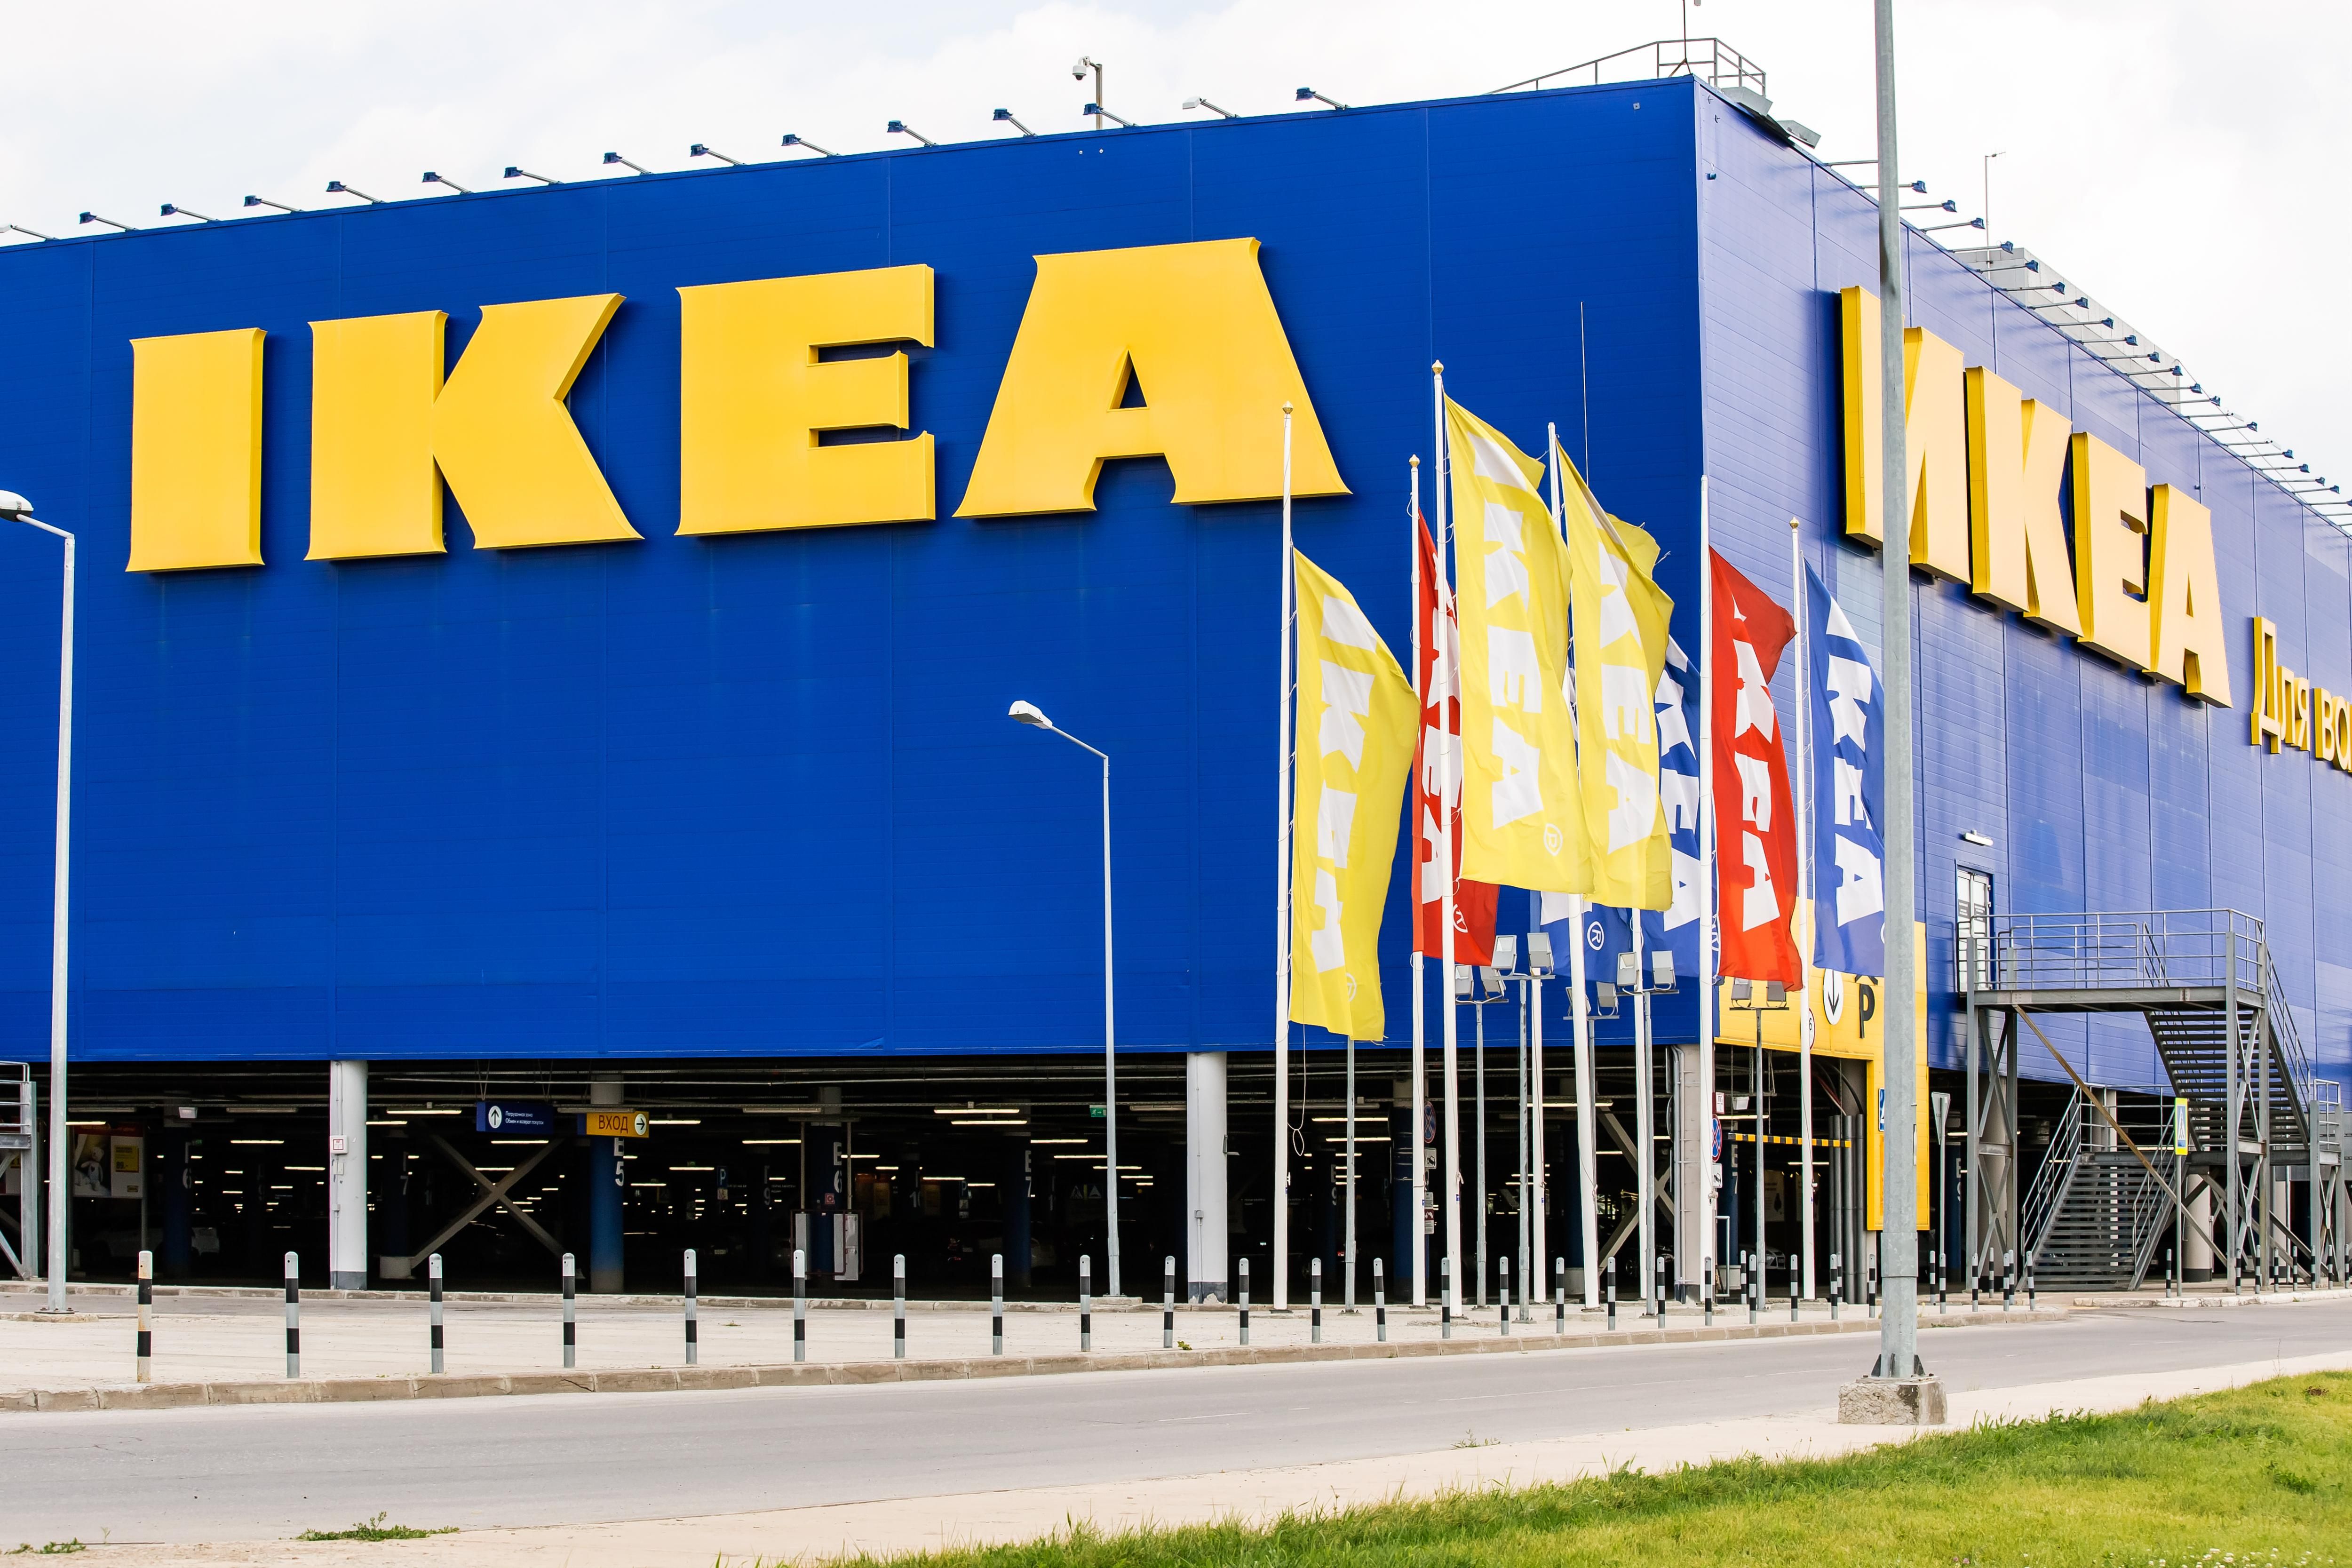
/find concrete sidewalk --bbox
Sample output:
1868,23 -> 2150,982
0,1289 -> 2066,1411
48,1345 -> 2352,1566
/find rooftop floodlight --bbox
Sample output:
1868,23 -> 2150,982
1295,86 -> 1350,110
779,133 -> 835,157
502,166 -> 556,185
1907,178 -> 1927,193
1,222 -> 54,241
603,151 -> 650,175
158,203 -> 218,223
78,211 -> 134,231
0,489 -> 31,518
421,171 -> 472,194
325,180 -> 382,203
689,143 -> 741,165
1901,198 -> 1956,212
244,193 -> 300,213
1081,102 -> 1134,127
2027,295 -> 2091,313
992,108 -> 1035,136
1977,258 -> 2039,275
1182,96 -> 1238,119
1008,699 -> 1053,729
1922,216 -> 1985,232
885,120 -> 935,147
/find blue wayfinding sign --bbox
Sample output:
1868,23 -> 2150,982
477,1101 -> 558,1134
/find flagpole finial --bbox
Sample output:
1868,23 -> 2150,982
1790,515 -> 1802,531
1283,401 -> 1293,414
1410,454 -> 1420,469
1430,360 -> 1444,374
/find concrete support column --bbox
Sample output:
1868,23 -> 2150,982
327,1060 -> 368,1290
589,1076 -> 625,1293
1185,1051 -> 1228,1301
2184,1182 -> 2216,1281
1673,1044 -> 1708,1298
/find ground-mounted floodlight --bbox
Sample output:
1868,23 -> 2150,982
1181,97 -> 1237,119
885,121 -> 934,147
243,194 -> 300,214
421,171 -> 471,194
780,134 -> 835,157
158,203 -> 217,223
689,143 -> 741,166
502,166 -> 557,186
325,181 -> 382,204
992,109 -> 1034,137
603,151 -> 650,175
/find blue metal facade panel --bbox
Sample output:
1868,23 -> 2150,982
0,83 -> 1707,1063
1696,103 -> 2352,1098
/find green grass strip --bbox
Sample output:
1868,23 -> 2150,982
822,1370 -> 2351,1568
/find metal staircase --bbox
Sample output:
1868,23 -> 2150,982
1964,911 -> 2345,1292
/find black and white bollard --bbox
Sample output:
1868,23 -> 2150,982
1937,1256 -> 1948,1315
1080,1254 -> 1093,1351
136,1250 -> 153,1383
1441,1256 -> 1454,1339
1654,1253 -> 1667,1321
1746,1251 -> 1757,1326
1869,1252 -> 1881,1318
2026,1254 -> 2037,1313
992,1254 -> 1006,1356
893,1254 -> 907,1360
1555,1258 -> 1566,1334
1238,1256 -> 1250,1345
1830,1251 -> 1842,1323
2001,1249 -> 2014,1313
1161,1256 -> 1175,1350
1701,1255 -> 1713,1328
1970,1252 -> 1981,1312
1790,1259 -> 1800,1323
429,1252 -> 445,1373
562,1253 -> 577,1369
284,1252 -> 301,1379
1605,1256 -> 1616,1331
1374,1257 -> 1387,1343
792,1248 -> 807,1363
683,1249 -> 699,1366
1498,1256 -> 1510,1336
1310,1257 -> 1322,1344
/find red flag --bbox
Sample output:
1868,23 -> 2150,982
1415,516 -> 1497,965
1708,549 -> 1802,985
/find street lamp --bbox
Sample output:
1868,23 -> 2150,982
0,490 -> 72,1315
1009,699 -> 1120,1297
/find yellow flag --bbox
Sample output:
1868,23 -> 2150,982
1563,459 -> 1675,909
1445,399 -> 1593,892
1289,551 -> 1416,1040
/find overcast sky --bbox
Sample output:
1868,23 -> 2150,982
2,0 -> 2337,498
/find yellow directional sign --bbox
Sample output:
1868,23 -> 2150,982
581,1110 -> 649,1139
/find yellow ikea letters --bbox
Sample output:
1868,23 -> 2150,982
1836,287 -> 1970,580
2071,432 -> 2151,671
2147,486 -> 2232,704
955,239 -> 1345,516
127,327 -> 266,571
1965,368 -> 2081,635
678,265 -> 935,534
308,294 -> 639,557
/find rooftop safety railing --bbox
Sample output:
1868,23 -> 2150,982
1492,37 -> 1766,99
1967,910 -> 2265,996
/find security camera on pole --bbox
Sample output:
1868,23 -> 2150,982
1839,0 -> 1946,1426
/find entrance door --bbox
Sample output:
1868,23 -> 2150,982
1956,868 -> 1994,992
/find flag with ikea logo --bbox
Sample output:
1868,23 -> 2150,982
1444,398 -> 1593,893
1289,551 -> 1417,1041
1562,462 -> 1675,910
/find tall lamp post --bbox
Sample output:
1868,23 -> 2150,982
1009,700 -> 1120,1298
1,490 -> 72,1316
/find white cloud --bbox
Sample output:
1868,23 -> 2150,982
2,0 -> 2344,494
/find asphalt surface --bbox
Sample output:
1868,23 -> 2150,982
2,1300 -> 2345,1546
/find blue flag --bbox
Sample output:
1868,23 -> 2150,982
1806,563 -> 1886,977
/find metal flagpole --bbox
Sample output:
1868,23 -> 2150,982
1345,1034 -> 1357,1309
1697,476 -> 1718,1303
1550,429 -> 1601,1307
1518,974 -> 1530,1310
1410,456 -> 1428,1307
1634,917 -> 1655,1311
1433,362 -> 1462,1323
1793,515 -> 1817,1304
1274,401 -> 1297,1313
1872,0 -> 1926,1390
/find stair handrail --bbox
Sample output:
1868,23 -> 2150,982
2258,941 -> 2316,1142
2020,1085 -> 2087,1261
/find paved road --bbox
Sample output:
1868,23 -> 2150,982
2,1302 -> 2345,1546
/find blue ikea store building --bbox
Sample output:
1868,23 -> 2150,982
0,65 -> 2343,1299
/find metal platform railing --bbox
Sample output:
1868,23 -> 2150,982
1968,910 -> 2265,996
1492,37 -> 1766,98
